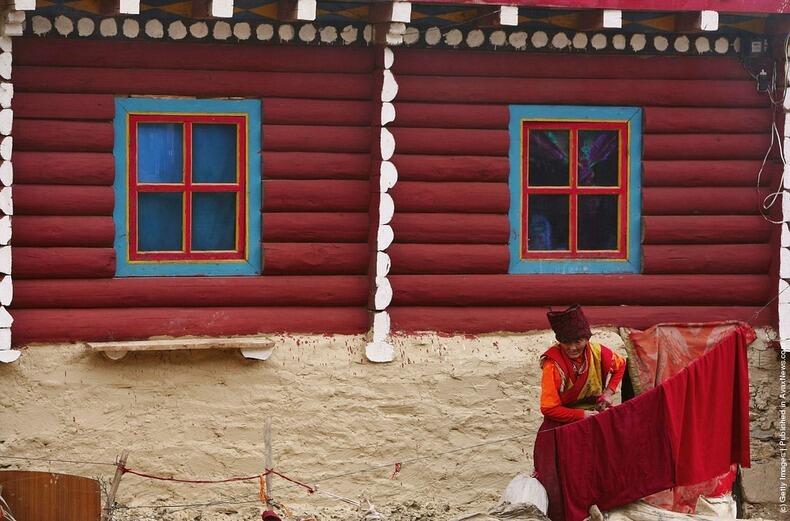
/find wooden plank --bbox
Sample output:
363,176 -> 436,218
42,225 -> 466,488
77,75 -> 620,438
391,49 -> 752,80
642,244 -> 772,274
15,120 -> 114,152
388,244 -> 508,274
12,307 -> 369,345
262,212 -> 369,242
642,187 -> 761,215
642,160 -> 777,187
13,247 -> 115,278
14,67 -> 373,100
391,213 -> 509,244
14,38 -> 375,73
643,215 -> 773,244
263,243 -> 370,274
393,154 -> 509,182
388,274 -> 771,306
388,305 -> 771,334
263,180 -> 370,212
14,152 -> 115,185
263,125 -> 372,153
13,216 -> 115,247
14,185 -> 114,215
643,134 -> 770,160
410,1 -> 784,16
13,276 -> 370,308
13,93 -> 115,120
395,76 -> 766,107
390,182 -> 509,213
390,127 -> 508,156
263,152 -> 370,180
0,471 -> 101,521
88,336 -> 275,353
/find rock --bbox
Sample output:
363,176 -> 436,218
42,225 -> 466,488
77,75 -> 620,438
741,461 -> 781,504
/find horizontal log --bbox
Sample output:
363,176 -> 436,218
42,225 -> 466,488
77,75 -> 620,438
15,185 -> 114,216
264,99 -> 372,126
264,180 -> 370,212
263,243 -> 369,275
13,152 -> 115,185
15,67 -> 372,100
262,212 -> 369,242
643,216 -> 773,244
15,120 -> 114,153
391,213 -> 509,244
642,244 -> 771,274
264,152 -> 370,180
12,307 -> 369,345
13,276 -> 369,308
13,216 -> 115,247
392,50 -> 751,80
390,182 -> 509,214
13,93 -> 115,120
390,128 -> 508,156
388,306 -> 771,334
642,160 -> 777,187
15,38 -> 375,73
395,76 -> 766,107
388,244 -> 508,274
393,154 -> 509,183
642,187 -> 760,215
263,125 -> 371,153
388,274 -> 771,306
390,105 -> 770,134
643,134 -> 770,160
14,247 -> 115,279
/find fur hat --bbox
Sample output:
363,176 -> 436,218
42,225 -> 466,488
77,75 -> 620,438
547,304 -> 592,343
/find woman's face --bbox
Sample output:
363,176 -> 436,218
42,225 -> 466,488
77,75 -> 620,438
559,337 -> 589,359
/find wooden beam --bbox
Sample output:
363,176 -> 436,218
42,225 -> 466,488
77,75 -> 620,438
88,336 -> 275,361
278,0 -> 316,21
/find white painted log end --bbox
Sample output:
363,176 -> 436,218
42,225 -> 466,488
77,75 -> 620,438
377,224 -> 394,251
13,0 -> 35,11
0,306 -> 12,328
0,215 -> 11,245
381,102 -> 396,126
0,246 -> 11,274
0,350 -> 20,363
783,191 -> 790,223
3,24 -> 23,38
381,69 -> 398,103
380,160 -> 398,191
379,192 -> 394,224
298,24 -> 316,42
781,223 -> 790,248
145,19 -> 165,39
779,279 -> 790,304
376,251 -> 391,278
0,327 -> 10,350
0,138 -> 10,164
0,186 -> 12,216
444,28 -> 463,47
365,341 -> 395,363
383,46 -> 395,69
781,248 -> 790,280
99,18 -> 118,37
241,345 -> 275,360
296,0 -> 318,21
0,161 -> 11,186
0,83 -> 12,110
603,9 -> 622,29
211,0 -> 234,18
213,20 -> 232,40
104,350 -> 128,361
120,0 -> 140,15
700,10 -> 719,31
341,25 -> 358,44
0,54 -> 11,82
467,29 -> 485,48
380,127 -> 395,160
374,276 -> 393,310
0,109 -> 11,136
499,6 -> 519,27
392,1 -> 412,23
372,311 -> 391,343
0,276 -> 12,306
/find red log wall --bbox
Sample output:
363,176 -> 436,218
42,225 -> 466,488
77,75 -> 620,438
11,38 -> 375,344
388,49 -> 778,333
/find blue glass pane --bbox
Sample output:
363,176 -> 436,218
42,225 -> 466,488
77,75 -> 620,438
193,124 -> 237,183
528,195 -> 569,251
137,123 -> 183,183
192,192 -> 237,251
578,130 -> 619,186
138,192 -> 183,251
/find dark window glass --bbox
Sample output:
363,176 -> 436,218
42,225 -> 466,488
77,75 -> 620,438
138,123 -> 183,183
193,124 -> 237,183
192,192 -> 237,251
138,192 -> 183,251
528,129 -> 570,186
578,130 -> 619,187
578,195 -> 619,250
528,195 -> 569,251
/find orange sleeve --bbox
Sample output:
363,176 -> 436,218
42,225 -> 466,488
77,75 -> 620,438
540,362 -> 585,423
606,350 -> 627,393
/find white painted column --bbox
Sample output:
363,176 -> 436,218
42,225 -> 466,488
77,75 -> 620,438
366,46 -> 397,363
0,12 -> 17,363
781,47 -> 790,352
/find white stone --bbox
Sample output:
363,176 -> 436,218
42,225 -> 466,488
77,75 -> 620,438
781,248 -> 790,279
145,19 -> 164,39
278,24 -> 295,42
0,276 -> 12,306
403,26 -> 419,45
780,304 -> 790,351
122,19 -> 139,38
0,137 -> 12,161
3,24 -> 23,38
31,15 -> 52,36
0,54 -> 10,81
695,36 -> 710,53
0,328 -> 10,350
551,32 -> 569,49
381,70 -> 398,102
0,187 -> 12,215
466,29 -> 484,48
376,252 -> 391,278
782,223 -> 789,248
257,24 -> 274,41
630,34 -> 646,52
499,6 -> 518,26
213,21 -> 232,40
531,31 -> 548,48
120,0 -> 140,15
77,17 -> 94,36
0,307 -> 12,328
779,279 -> 789,304
733,37 -> 741,53
784,191 -> 790,222
241,345 -> 275,360
211,0 -> 234,18
6,11 -> 24,24
509,32 -> 528,50
0,38 -> 10,53
372,311 -> 391,343
0,216 -> 10,245
0,109 -> 11,136
190,22 -> 209,39
381,102 -> 395,126
365,341 -> 395,363
490,30 -> 507,47
591,33 -> 607,50
340,25 -> 358,44
319,26 -> 337,43
0,246 -> 11,274
168,21 -> 187,40
612,34 -> 626,50
425,27 -> 441,46
714,37 -> 729,54
383,46 -> 394,69
374,276 -> 392,310
54,15 -> 73,36
444,28 -> 462,47
379,192 -> 394,224
603,9 -> 622,28
99,18 -> 118,37
0,83 -> 12,110
0,161 -> 12,186
377,224 -> 394,250
380,160 -> 398,191
363,24 -> 373,43
233,23 -> 251,40
700,10 -> 719,31
653,35 -> 669,52
298,24 -> 316,42
674,36 -> 690,52
380,127 -> 395,160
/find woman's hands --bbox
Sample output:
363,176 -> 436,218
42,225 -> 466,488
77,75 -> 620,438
583,410 -> 598,419
595,389 -> 615,411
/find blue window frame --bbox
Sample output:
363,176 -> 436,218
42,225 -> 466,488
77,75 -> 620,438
508,105 -> 642,274
114,98 -> 262,276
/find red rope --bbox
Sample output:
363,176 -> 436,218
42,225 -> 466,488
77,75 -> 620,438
121,466 -> 263,484
266,468 -> 315,494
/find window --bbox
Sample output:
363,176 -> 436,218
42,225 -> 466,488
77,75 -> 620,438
508,106 -> 642,274
114,98 -> 261,276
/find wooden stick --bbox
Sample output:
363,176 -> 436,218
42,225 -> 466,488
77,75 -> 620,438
264,419 -> 273,508
102,450 -> 128,521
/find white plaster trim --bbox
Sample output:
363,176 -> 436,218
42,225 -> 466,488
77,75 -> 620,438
603,10 -> 622,29
0,15 -> 14,360
700,10 -> 719,32
211,0 -> 234,19
500,6 -> 518,27
120,0 -> 140,15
